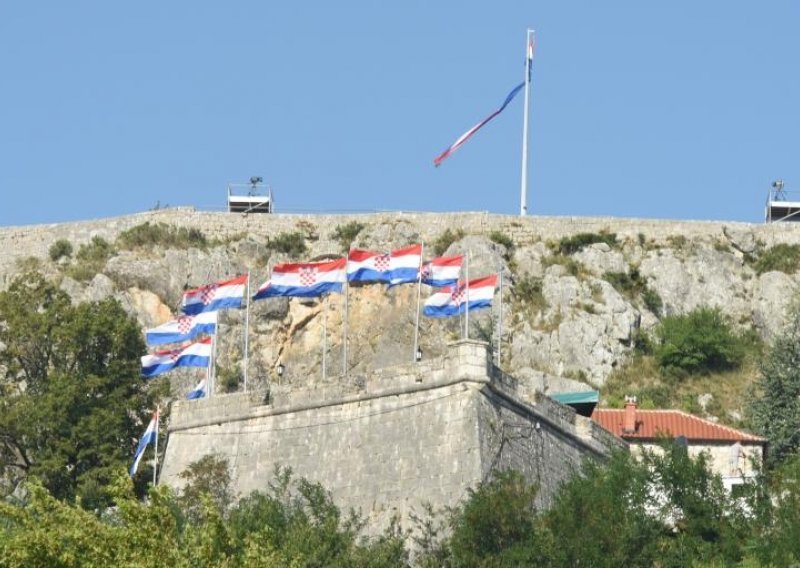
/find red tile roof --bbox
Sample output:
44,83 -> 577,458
591,409 -> 766,443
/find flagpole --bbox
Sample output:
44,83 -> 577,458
520,28 -> 534,216
497,270 -> 503,365
244,271 -> 251,392
343,251 -> 350,376
211,331 -> 217,398
412,242 -> 424,362
152,407 -> 159,486
322,294 -> 328,381
465,252 -> 470,340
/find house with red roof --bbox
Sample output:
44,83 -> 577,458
592,397 -> 766,493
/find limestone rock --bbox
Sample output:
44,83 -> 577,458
723,225 -> 757,254
573,243 -> 627,275
752,271 -> 798,339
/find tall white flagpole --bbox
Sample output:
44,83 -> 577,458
464,252 -> 471,340
211,330 -> 218,398
520,28 -> 534,216
497,270 -> 503,365
152,407 -> 159,486
322,294 -> 328,381
413,242 -> 424,362
343,251 -> 350,376
244,271 -> 251,392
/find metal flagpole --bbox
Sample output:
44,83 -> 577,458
244,271 -> 251,392
343,251 -> 349,376
210,330 -> 218,398
520,28 -> 534,216
465,252 -> 470,340
413,242 -> 424,362
152,407 -> 159,486
497,270 -> 503,365
322,294 -> 328,381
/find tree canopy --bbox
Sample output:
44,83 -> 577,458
0,271 -> 155,507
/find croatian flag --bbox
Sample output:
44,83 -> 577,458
145,312 -> 217,346
421,255 -> 463,288
186,378 -> 207,400
140,337 -> 213,378
253,258 -> 346,299
347,249 -> 391,283
423,274 -> 498,318
130,410 -> 158,476
181,274 -> 247,315
387,244 -> 423,286
433,83 -> 525,167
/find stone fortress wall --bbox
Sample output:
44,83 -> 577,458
4,207 -> 800,282
160,340 -> 625,532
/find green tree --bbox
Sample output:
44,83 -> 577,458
0,271 -> 154,507
655,307 -> 746,377
747,312 -> 800,468
444,470 -> 557,567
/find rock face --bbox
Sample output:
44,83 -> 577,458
2,209 -> 800,388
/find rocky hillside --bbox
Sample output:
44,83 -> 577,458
2,208 -> 799,413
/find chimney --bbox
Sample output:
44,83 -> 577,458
623,396 -> 638,434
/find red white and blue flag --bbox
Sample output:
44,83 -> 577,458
253,258 -> 346,299
347,249 -> 392,283
145,311 -> 217,346
181,275 -> 247,315
387,244 -> 423,286
423,274 -> 498,318
421,255 -> 463,288
186,378 -> 207,400
130,410 -> 158,476
433,83 -> 525,167
347,244 -> 423,286
140,337 -> 212,378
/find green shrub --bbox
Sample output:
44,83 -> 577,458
604,268 -> 662,316
654,307 -> 746,377
67,236 -> 114,281
432,228 -> 465,257
489,231 -> 514,252
332,221 -> 365,251
117,222 -> 208,251
268,231 -> 307,257
544,254 -> 586,278
217,366 -> 242,393
752,243 -> 800,275
48,239 -> 73,262
556,232 -> 617,255
642,288 -> 663,316
514,275 -> 547,313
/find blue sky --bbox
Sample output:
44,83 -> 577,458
1,1 -> 797,226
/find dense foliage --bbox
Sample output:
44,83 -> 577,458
5,444 -> 800,566
556,231 -> 617,255
752,243 -> 800,275
747,311 -> 800,468
0,271 -> 155,508
655,307 -> 747,377
116,221 -> 208,251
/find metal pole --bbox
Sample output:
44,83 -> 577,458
322,294 -> 328,381
152,407 -> 159,486
465,252 -> 470,340
413,242 -> 424,362
520,29 -> 534,216
211,332 -> 217,398
343,251 -> 349,376
244,271 -> 250,392
497,270 -> 503,365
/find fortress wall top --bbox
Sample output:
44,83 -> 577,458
4,208 -> 800,277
